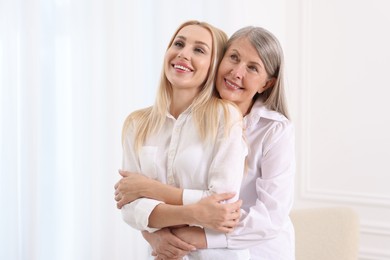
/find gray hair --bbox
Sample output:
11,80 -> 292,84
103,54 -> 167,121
227,26 -> 289,119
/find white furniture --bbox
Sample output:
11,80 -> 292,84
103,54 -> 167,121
290,207 -> 360,260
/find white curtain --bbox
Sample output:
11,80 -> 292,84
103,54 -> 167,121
0,0 -> 286,259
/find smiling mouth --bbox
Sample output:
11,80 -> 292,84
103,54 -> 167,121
225,79 -> 242,90
174,64 -> 192,72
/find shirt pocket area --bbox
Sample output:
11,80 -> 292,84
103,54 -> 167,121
139,146 -> 158,179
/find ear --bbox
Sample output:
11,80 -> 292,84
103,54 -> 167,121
257,77 -> 276,94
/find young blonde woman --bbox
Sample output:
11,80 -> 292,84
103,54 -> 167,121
119,20 -> 249,259
115,25 -> 295,260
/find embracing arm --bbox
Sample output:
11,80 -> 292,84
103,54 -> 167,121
115,171 -> 241,231
149,105 -> 246,230
115,170 -> 183,208
116,105 -> 246,232
120,117 -> 168,232
142,228 -> 196,259
207,121 -> 296,249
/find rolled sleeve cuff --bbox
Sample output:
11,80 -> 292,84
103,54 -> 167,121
182,189 -> 204,205
121,198 -> 164,233
205,228 -> 228,249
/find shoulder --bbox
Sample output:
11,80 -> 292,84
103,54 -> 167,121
267,118 -> 294,139
215,98 -> 242,119
247,101 -> 294,142
247,100 -> 292,131
260,116 -> 294,153
259,110 -> 293,139
123,106 -> 153,132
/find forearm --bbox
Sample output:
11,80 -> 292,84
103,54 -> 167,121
148,203 -> 196,228
171,226 -> 207,249
143,179 -> 183,205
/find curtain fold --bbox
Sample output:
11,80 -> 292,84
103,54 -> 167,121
0,0 -> 284,259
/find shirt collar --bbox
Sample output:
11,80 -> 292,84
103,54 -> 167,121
244,98 -> 287,128
166,105 -> 193,120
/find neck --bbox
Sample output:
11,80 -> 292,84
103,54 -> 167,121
170,88 -> 199,118
240,99 -> 255,117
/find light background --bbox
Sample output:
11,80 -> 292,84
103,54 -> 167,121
1,0 -> 389,259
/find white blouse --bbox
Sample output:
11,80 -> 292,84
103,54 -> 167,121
121,103 -> 249,259
205,98 -> 296,260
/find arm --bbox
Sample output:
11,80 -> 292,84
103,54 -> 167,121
181,105 -> 247,206
115,172 -> 243,232
142,227 -> 207,260
119,106 -> 246,231
171,226 -> 207,249
115,171 -> 242,231
120,118 -> 165,232
206,120 -> 296,249
148,105 -> 247,230
148,193 -> 242,232
115,170 -> 183,208
142,228 -> 196,259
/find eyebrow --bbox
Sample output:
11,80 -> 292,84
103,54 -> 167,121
231,48 -> 263,68
176,35 -> 211,50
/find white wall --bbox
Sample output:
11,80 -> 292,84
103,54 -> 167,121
287,0 -> 390,259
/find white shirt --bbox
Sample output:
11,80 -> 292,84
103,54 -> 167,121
121,103 -> 250,259
205,98 -> 296,260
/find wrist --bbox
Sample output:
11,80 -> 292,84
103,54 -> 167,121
142,178 -> 158,198
183,204 -> 198,225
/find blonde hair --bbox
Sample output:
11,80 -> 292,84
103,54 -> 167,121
123,20 -> 232,150
227,26 -> 290,119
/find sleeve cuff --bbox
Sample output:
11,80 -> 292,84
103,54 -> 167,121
182,189 -> 204,205
121,198 -> 164,233
205,228 -> 228,248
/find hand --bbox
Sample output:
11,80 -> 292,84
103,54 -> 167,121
142,228 -> 195,260
171,226 -> 207,249
192,193 -> 242,233
114,170 -> 150,208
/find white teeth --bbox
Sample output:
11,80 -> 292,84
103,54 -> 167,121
174,65 -> 191,72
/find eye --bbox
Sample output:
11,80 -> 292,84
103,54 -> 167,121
230,54 -> 239,61
248,65 -> 258,72
173,40 -> 184,48
194,47 -> 205,54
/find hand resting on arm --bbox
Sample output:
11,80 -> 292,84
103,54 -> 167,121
114,170 -> 242,232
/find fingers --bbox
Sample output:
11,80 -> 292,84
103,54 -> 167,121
222,199 -> 242,213
118,169 -> 130,177
213,207 -> 241,232
225,210 -> 240,222
215,219 -> 239,233
155,243 -> 190,259
211,192 -> 236,202
170,237 -> 196,252
116,199 -> 126,209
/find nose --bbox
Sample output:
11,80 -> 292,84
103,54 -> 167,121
230,64 -> 246,79
178,47 -> 191,60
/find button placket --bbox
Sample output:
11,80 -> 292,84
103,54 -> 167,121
166,114 -> 185,186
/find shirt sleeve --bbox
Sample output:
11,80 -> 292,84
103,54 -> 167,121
182,104 -> 247,205
120,118 -> 164,232
206,120 -> 295,249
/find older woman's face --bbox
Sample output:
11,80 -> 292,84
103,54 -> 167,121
216,37 -> 272,115
164,25 -> 212,93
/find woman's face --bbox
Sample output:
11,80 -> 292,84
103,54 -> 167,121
216,37 -> 272,115
164,25 -> 213,93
